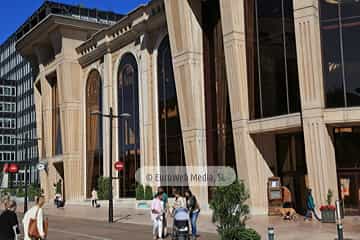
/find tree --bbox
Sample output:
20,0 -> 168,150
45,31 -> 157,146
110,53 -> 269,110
210,180 -> 260,240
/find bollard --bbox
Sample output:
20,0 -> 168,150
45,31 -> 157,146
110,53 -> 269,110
335,200 -> 344,240
337,223 -> 344,240
268,227 -> 275,240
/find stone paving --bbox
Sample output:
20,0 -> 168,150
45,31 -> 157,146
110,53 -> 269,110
7,200 -> 360,239
247,215 -> 360,240
42,201 -> 360,240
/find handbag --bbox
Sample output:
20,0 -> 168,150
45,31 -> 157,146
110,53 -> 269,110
28,208 -> 49,238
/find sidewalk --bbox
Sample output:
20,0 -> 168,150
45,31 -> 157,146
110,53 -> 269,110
43,201 -> 218,234
17,201 -> 360,239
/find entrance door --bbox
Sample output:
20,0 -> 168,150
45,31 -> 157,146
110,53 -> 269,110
338,170 -> 360,215
276,133 -> 308,214
334,127 -> 360,215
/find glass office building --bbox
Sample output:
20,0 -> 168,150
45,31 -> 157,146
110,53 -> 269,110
0,34 -> 38,186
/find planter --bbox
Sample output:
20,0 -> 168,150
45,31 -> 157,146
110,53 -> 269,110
321,209 -> 336,223
136,200 -> 151,209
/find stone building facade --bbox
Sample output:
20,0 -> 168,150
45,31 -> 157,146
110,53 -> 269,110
16,0 -> 360,215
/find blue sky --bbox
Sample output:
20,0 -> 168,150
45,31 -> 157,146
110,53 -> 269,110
0,0 -> 150,44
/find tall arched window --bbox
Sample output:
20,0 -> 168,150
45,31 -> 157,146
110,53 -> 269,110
158,36 -> 186,193
86,70 -> 103,198
118,53 -> 140,198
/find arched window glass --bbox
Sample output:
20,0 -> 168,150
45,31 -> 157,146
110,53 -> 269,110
158,36 -> 186,193
86,70 -> 103,198
118,53 -> 140,198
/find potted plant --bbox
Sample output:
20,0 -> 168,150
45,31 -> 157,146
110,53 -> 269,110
97,177 -> 110,200
210,180 -> 261,240
320,189 -> 336,223
136,184 -> 149,209
144,185 -> 153,200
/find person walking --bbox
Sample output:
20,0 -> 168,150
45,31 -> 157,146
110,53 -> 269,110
54,193 -> 64,208
1,194 -> 10,213
157,187 -> 168,237
151,192 -> 164,240
91,188 -> 98,208
304,188 -> 321,221
0,200 -> 20,240
185,190 -> 200,239
23,195 -> 47,240
172,188 -> 186,211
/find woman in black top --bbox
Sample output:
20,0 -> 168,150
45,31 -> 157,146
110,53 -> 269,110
185,190 -> 200,239
0,200 -> 20,240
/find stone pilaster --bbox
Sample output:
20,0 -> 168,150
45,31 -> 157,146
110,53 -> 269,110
139,33 -> 155,184
219,0 -> 272,214
102,51 -> 113,177
293,0 -> 338,205
164,0 -> 208,208
56,60 -> 83,200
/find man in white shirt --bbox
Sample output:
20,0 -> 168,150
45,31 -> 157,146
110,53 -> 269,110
151,192 -> 164,240
23,196 -> 46,240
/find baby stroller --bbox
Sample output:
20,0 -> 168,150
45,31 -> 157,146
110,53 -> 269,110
172,208 -> 190,240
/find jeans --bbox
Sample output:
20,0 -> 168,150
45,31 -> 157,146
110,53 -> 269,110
92,200 -> 97,207
153,217 -> 163,238
190,211 -> 199,236
305,208 -> 320,221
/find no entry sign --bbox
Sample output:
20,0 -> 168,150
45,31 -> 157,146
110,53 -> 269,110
114,161 -> 124,171
8,164 -> 19,174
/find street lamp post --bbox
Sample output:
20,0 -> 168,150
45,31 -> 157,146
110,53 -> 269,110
91,107 -> 130,223
24,146 -> 29,213
109,107 -> 114,223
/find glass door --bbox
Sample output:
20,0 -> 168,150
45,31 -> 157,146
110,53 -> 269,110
338,171 -> 360,216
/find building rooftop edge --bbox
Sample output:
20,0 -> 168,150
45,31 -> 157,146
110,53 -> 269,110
76,0 -> 161,55
15,1 -> 124,42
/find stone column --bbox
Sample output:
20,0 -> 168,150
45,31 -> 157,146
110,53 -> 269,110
164,0 -> 208,208
293,0 -> 338,205
103,51 -> 113,178
219,0 -> 272,214
38,64 -> 54,201
57,60 -> 83,201
139,33 -> 155,184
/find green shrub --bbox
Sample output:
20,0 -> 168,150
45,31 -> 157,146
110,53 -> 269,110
16,187 -> 25,198
237,228 -> 261,240
97,177 -> 110,200
210,180 -> 260,240
28,184 -> 41,201
8,188 -> 16,196
53,181 -> 62,195
326,189 -> 333,206
144,185 -> 153,200
218,227 -> 260,240
136,184 -> 145,200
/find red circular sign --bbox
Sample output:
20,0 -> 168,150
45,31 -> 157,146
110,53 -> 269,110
114,161 -> 124,171
8,164 -> 19,174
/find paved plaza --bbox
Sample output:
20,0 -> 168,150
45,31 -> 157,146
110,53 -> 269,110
16,214 -> 217,240
11,201 -> 360,240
